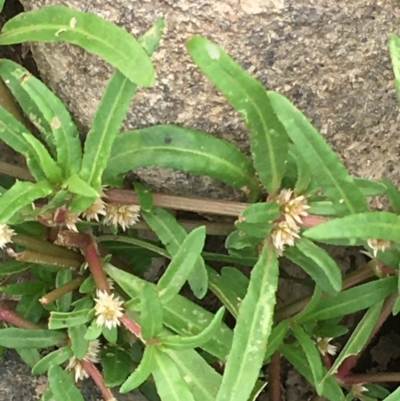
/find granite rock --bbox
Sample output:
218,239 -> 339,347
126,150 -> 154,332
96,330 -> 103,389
19,0 -> 400,200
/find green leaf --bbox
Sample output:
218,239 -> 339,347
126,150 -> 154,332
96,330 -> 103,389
139,18 -> 165,55
16,348 -> 41,367
264,321 -> 289,361
389,34 -> 400,103
325,302 -> 383,378
299,277 -> 397,322
0,180 -> 53,223
0,281 -> 45,295
65,174 -> 98,198
48,364 -> 84,401
186,36 -> 288,194
239,201 -> 280,223
16,292 -> 43,323
280,343 -> 345,401
142,207 -> 208,299
381,178 -> 400,214
32,346 -> 73,374
55,269 -> 72,312
120,345 -> 155,393
134,182 -> 153,212
0,59 -> 82,176
382,386 -> 400,401
84,320 -> 102,341
22,133 -> 63,183
0,260 -> 33,276
165,348 -> 222,401
268,91 -> 367,215
101,344 -> 132,387
105,263 -> 232,360
284,238 -> 342,296
0,6 -> 155,86
104,125 -> 259,197
0,328 -> 65,348
69,325 -> 88,359
40,388 -> 54,401
152,348 -> 195,401
49,308 -> 92,329
102,325 -> 118,344
294,287 -> 323,322
157,226 -> 206,303
304,211 -> 400,243
353,177 -> 386,197
0,0 -> 5,13
289,145 -> 312,194
141,283 -> 164,339
216,244 -> 279,401
161,307 -> 225,350
292,325 -> 324,393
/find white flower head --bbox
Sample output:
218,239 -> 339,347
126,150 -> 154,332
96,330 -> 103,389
103,203 -> 140,231
66,339 -> 100,382
0,224 -> 15,249
81,196 -> 107,222
270,220 -> 300,256
367,238 -> 391,257
352,383 -> 368,399
273,188 -> 310,229
64,210 -> 80,232
316,337 -> 337,356
94,290 -> 124,330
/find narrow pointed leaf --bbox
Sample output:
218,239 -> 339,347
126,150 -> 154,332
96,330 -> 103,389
299,277 -> 397,322
49,309 -> 92,329
325,302 -> 383,378
382,386 -> 400,401
157,226 -> 206,303
353,177 -> 386,197
280,344 -> 345,401
0,59 -> 82,175
141,283 -> 163,339
142,207 -> 208,299
284,238 -> 342,296
381,178 -> 400,214
55,269 -> 72,312
16,348 -> 41,367
304,211 -> 400,243
0,328 -> 65,348
0,6 -> 154,86
216,244 -> 279,401
389,34 -> 400,102
69,325 -> 88,359
186,36 -> 288,194
268,91 -> 367,215
264,321 -> 289,361
105,125 -> 259,196
66,174 -> 98,198
22,133 -> 63,183
120,345 -> 155,393
32,346 -> 73,374
152,348 -> 195,401
161,307 -> 224,350
289,145 -> 312,194
292,325 -> 324,393
48,365 -> 84,401
0,180 -> 53,223
239,201 -> 280,223
79,20 -> 163,190
134,182 -> 153,212
165,348 -> 222,401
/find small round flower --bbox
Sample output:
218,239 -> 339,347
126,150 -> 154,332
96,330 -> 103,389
66,339 -> 100,382
273,188 -> 310,229
270,220 -> 300,256
64,210 -> 80,232
94,290 -> 124,330
103,203 -> 140,231
81,197 -> 107,222
316,337 -> 337,356
0,224 -> 15,249
367,238 -> 391,257
352,383 -> 368,399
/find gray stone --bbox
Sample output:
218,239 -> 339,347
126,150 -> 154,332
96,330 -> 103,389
19,0 -> 400,201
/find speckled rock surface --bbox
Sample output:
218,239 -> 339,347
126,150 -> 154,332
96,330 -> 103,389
18,0 -> 400,200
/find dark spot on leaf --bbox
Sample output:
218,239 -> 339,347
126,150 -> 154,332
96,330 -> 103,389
164,136 -> 172,144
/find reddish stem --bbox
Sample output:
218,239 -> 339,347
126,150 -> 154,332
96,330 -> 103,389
120,314 -> 142,339
0,303 -> 40,329
12,250 -> 81,269
40,276 -> 86,305
81,359 -> 115,401
268,351 -> 281,401
343,372 -> 400,384
83,238 -> 110,293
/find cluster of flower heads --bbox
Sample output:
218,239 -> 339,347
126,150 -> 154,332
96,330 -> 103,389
66,339 -> 100,382
270,189 -> 310,255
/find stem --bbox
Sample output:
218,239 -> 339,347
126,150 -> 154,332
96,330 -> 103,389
0,303 -> 40,329
40,276 -> 86,305
13,233 -> 84,262
268,351 -> 281,401
0,161 -> 33,181
344,372 -> 400,384
105,188 -> 247,217
55,230 -> 91,249
120,314 -> 142,339
83,236 -> 110,293
81,359 -> 115,401
12,250 -> 82,269
275,265 -> 374,322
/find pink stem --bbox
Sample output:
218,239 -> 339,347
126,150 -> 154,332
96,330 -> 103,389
0,304 -> 40,329
81,359 -> 115,401
120,314 -> 142,339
